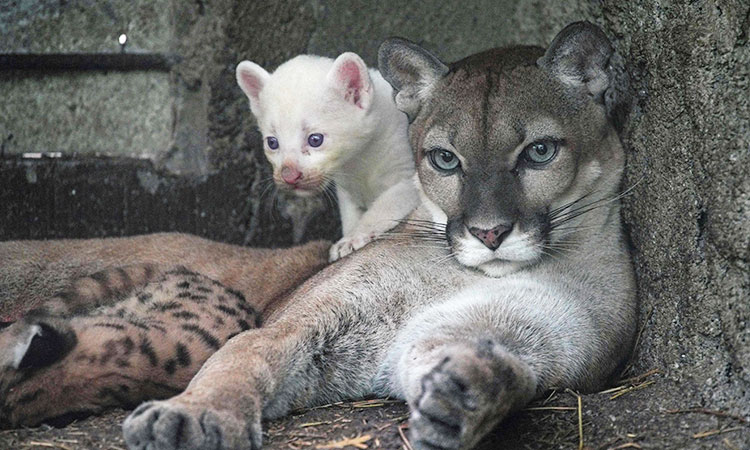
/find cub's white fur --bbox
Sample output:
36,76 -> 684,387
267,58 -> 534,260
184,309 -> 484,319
236,54 -> 418,261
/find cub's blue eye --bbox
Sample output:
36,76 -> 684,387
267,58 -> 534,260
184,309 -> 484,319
266,136 -> 279,150
308,133 -> 324,148
429,149 -> 460,172
522,141 -> 558,165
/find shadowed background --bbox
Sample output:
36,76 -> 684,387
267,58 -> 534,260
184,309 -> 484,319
1,0 -> 748,447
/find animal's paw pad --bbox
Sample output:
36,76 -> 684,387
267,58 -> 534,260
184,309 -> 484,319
329,233 -> 377,261
122,400 -> 260,450
408,359 -> 473,449
409,343 -> 507,450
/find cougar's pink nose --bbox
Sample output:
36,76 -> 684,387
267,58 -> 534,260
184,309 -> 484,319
468,223 -> 512,250
281,165 -> 303,185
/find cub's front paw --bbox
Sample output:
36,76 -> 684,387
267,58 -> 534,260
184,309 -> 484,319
122,400 -> 261,450
408,342 -> 531,450
329,232 -> 376,261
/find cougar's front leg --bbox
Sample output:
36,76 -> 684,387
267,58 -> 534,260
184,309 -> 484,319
123,331 -> 269,450
390,291 -> 597,450
123,305 -> 382,450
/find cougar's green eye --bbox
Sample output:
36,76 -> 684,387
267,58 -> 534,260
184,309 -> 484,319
522,141 -> 558,165
429,149 -> 460,172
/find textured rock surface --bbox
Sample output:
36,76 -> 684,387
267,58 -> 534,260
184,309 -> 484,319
1,71 -> 171,159
0,0 -> 170,53
601,0 -> 750,424
0,0 -> 175,160
0,0 -> 748,447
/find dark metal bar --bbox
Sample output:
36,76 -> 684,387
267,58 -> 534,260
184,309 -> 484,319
0,53 -> 180,71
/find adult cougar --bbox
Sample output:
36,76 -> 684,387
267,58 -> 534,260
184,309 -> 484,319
123,22 -> 635,449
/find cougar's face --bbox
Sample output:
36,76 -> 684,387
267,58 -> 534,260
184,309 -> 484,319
379,31 -> 624,277
410,51 -> 620,276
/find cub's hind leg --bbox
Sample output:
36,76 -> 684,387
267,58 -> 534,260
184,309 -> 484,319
381,286 -> 607,450
38,263 -> 163,316
0,269 -> 260,428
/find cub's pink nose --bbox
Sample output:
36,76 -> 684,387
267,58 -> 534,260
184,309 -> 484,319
468,223 -> 512,250
281,166 -> 303,185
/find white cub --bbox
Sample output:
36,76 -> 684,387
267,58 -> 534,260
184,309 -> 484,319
236,53 -> 418,261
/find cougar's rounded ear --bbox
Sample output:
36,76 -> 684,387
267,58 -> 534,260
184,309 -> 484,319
378,37 -> 449,121
236,60 -> 270,115
538,21 -> 613,103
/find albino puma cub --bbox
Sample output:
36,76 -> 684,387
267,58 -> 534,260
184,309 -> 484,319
236,53 -> 418,261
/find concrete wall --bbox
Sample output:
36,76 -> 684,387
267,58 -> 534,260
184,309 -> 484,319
1,0 -> 748,428
0,0 -> 174,161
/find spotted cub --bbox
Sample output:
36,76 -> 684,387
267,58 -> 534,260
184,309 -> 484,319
0,233 -> 330,428
2,268 -> 261,427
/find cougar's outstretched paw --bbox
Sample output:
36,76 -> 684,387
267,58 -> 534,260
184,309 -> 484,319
409,356 -> 475,450
122,400 -> 261,450
408,341 -> 525,450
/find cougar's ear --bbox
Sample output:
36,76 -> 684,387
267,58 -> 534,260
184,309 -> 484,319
1,320 -> 76,370
236,60 -> 270,116
327,52 -> 373,110
538,21 -> 613,103
378,37 -> 449,120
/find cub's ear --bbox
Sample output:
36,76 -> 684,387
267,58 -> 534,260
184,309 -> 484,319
0,321 -> 75,370
327,52 -> 373,110
378,37 -> 448,121
538,21 -> 613,103
236,60 -> 270,115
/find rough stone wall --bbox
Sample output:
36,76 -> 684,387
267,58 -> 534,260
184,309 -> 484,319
1,0 -> 748,424
601,0 -> 750,417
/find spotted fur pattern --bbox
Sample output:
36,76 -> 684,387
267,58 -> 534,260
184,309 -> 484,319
34,264 -> 161,317
0,268 -> 260,427
0,234 -> 330,429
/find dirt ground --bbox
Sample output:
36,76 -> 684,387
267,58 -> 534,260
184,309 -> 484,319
1,369 -> 748,449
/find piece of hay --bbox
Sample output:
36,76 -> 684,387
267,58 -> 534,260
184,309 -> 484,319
565,388 -> 584,450
315,434 -> 372,449
398,424 -> 414,450
692,427 -> 744,439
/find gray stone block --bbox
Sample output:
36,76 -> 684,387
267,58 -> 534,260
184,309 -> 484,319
0,0 -> 171,53
0,71 -> 172,158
